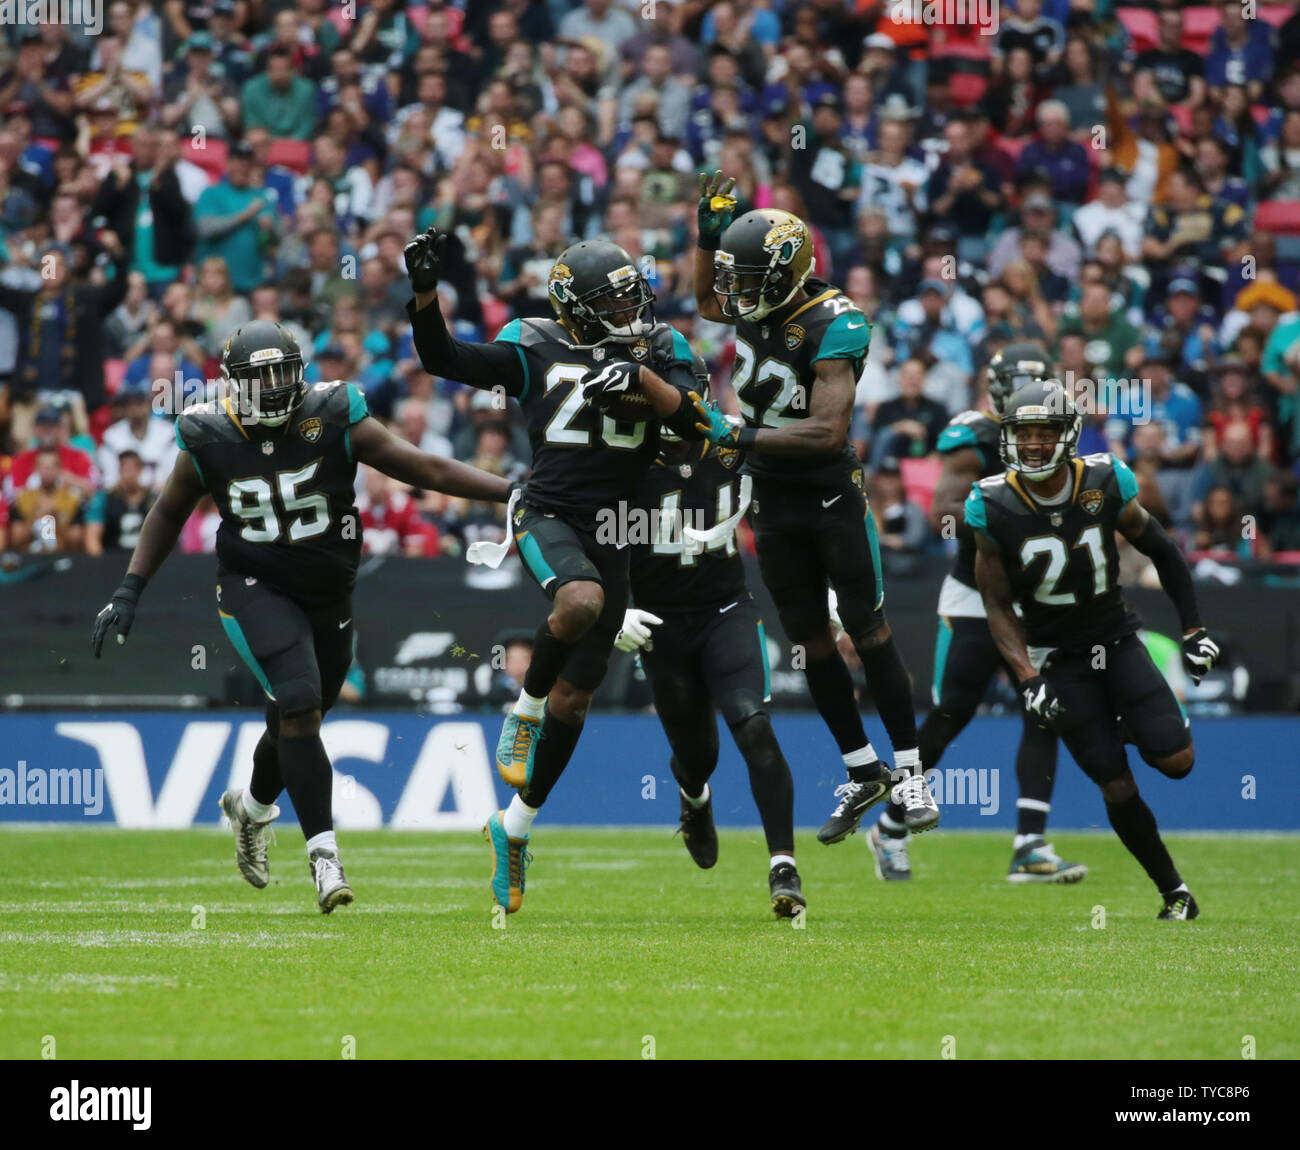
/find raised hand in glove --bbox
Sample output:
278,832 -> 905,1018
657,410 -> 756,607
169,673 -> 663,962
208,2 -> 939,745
404,226 -> 448,293
582,360 -> 641,410
697,170 -> 738,251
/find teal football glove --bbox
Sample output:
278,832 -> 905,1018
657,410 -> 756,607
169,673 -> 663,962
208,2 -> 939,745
690,391 -> 741,448
697,170 -> 737,251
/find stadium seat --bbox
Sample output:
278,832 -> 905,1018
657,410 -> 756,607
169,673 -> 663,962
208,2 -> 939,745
1270,551 -> 1300,564
1182,7 -> 1220,54
1261,5 -> 1292,28
1254,201 -> 1300,236
998,136 -> 1031,164
407,5 -> 427,34
1116,8 -> 1159,52
183,136 -> 227,179
266,138 -> 312,174
900,456 -> 942,518
948,72 -> 988,107
103,358 -> 126,397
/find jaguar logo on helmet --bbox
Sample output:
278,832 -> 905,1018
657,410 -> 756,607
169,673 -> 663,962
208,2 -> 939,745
1079,489 -> 1104,515
548,262 -> 575,302
763,219 -> 806,265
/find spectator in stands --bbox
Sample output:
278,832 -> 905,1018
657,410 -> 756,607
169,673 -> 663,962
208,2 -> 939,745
926,117 -> 1004,264
1134,8 -> 1205,108
240,45 -> 317,141
8,446 -> 86,553
869,357 -> 949,469
1193,485 -> 1249,555
358,464 -> 439,557
1259,470 -> 1300,556
989,191 -> 1082,282
1,33 -> 77,145
868,459 -> 931,575
83,448 -> 155,555
858,105 -> 929,242
1141,167 -> 1250,300
122,318 -> 204,395
103,270 -> 156,360
1072,167 -> 1143,260
992,0 -> 1064,79
1195,136 -> 1250,212
1057,280 -> 1141,377
1191,420 -> 1275,526
193,140 -> 278,294
1016,100 -> 1090,204
1203,358 -> 1275,463
1258,109 -> 1300,201
1129,421 -> 1195,534
9,404 -> 98,496
162,32 -> 240,141
1051,31 -> 1106,136
1144,276 -> 1219,383
98,377 -> 179,491
192,256 -> 251,360
1207,0 -> 1274,101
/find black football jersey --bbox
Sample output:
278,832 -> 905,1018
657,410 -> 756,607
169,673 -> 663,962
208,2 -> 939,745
966,452 -> 1143,650
731,279 -> 870,488
937,408 -> 1003,589
627,443 -> 748,614
175,381 -> 369,605
495,318 -> 696,530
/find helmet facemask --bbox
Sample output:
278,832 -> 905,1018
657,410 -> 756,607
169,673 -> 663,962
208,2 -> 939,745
225,347 -> 306,428
713,246 -> 812,322
554,262 -> 656,346
1000,412 -> 1079,479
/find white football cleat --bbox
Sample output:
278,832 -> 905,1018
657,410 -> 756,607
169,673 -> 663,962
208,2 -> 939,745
309,848 -> 354,913
891,773 -> 940,833
219,789 -> 279,889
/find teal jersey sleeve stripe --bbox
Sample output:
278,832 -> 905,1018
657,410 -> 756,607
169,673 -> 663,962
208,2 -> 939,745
219,612 -> 275,700
757,620 -> 772,702
493,319 -> 531,402
670,329 -> 693,363
346,381 -> 369,424
1113,456 -> 1139,503
937,425 -> 979,453
175,420 -> 207,487
812,313 -> 871,361
964,484 -> 989,536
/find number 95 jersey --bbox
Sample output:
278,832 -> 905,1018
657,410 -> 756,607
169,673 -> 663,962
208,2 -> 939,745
732,282 -> 870,488
174,381 -> 370,605
965,452 -> 1143,650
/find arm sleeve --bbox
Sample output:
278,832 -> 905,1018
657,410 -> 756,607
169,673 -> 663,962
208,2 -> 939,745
1133,515 -> 1201,632
406,299 -> 528,398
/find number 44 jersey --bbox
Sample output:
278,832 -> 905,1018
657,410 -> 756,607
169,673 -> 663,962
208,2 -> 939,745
965,452 -> 1143,650
174,381 -> 370,604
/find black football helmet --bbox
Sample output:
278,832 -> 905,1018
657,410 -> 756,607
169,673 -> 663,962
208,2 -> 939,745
220,320 -> 306,427
999,379 -> 1081,479
548,239 -> 656,346
714,208 -> 815,321
987,340 -> 1052,417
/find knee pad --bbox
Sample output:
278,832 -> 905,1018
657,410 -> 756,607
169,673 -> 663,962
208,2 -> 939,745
274,675 -> 322,718
1135,714 -> 1193,767
838,599 -> 886,648
1143,745 -> 1194,779
728,710 -> 773,756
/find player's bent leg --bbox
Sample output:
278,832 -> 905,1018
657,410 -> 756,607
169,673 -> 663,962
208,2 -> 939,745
280,705 -> 354,914
219,702 -> 284,890
1007,718 -> 1085,883
484,810 -> 533,914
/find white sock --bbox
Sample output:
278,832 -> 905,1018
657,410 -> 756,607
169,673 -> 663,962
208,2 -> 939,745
770,853 -> 796,870
894,747 -> 921,773
242,789 -> 273,821
842,745 -> 879,769
680,782 -> 710,808
502,794 -> 538,839
306,830 -> 337,857
514,689 -> 546,720
1013,833 -> 1042,851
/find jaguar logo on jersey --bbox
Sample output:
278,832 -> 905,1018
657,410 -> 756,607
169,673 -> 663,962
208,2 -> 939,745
629,338 -> 649,361
548,262 -> 574,303
299,417 -> 322,443
716,446 -> 741,471
785,323 -> 805,351
1079,489 -> 1104,515
763,219 -> 805,265
512,504 -> 526,527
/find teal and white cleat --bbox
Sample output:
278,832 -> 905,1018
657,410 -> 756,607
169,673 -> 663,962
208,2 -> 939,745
309,848 -> 354,913
485,811 -> 532,913
495,712 -> 544,789
868,822 -> 912,881
1007,837 -> 1087,884
218,789 -> 279,889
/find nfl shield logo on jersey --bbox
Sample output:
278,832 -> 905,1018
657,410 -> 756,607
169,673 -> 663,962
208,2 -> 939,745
1079,489 -> 1104,515
785,324 -> 805,351
299,417 -> 323,443
261,440 -> 274,455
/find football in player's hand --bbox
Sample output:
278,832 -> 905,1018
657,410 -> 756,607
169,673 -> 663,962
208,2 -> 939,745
582,361 -> 654,424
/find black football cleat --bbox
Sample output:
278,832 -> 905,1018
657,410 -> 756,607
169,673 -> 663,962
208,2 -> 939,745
1157,890 -> 1199,921
677,790 -> 718,869
817,762 -> 894,843
769,862 -> 806,918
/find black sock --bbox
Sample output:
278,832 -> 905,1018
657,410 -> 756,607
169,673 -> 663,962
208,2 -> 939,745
803,651 -> 869,756
669,753 -> 712,800
730,714 -> 795,855
918,706 -> 970,772
249,729 -> 283,806
519,709 -> 583,808
1106,791 -> 1181,893
879,799 -> 909,835
278,731 -> 334,842
855,636 -> 918,752
1015,719 -> 1058,838
523,620 -> 577,699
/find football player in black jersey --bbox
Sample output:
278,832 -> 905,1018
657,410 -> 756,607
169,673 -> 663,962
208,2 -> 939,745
969,380 -> 1220,920
868,343 -> 1085,883
404,228 -> 703,914
615,380 -> 803,917
684,174 -> 937,850
91,321 -> 512,912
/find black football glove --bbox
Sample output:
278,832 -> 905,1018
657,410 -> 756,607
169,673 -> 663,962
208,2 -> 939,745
91,573 -> 147,658
582,361 -> 641,410
403,226 -> 448,293
1181,628 -> 1219,685
1019,674 -> 1065,727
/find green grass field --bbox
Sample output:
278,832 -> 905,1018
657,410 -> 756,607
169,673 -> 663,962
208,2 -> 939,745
1,828 -> 1296,1060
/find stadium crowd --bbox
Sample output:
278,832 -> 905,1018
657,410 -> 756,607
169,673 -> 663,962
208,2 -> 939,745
3,0 -> 1300,567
